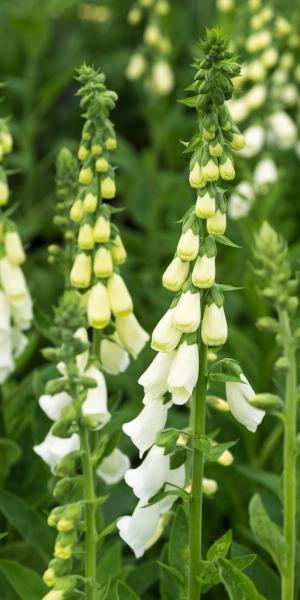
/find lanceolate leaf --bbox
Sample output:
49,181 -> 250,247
116,580 -> 141,600
217,557 -> 266,600
0,560 -> 47,600
249,494 -> 287,575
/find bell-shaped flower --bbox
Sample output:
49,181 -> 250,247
228,181 -> 254,221
117,501 -> 161,558
195,191 -> 216,218
93,215 -> 111,243
126,53 -> 147,80
206,210 -> 226,235
138,350 -> 175,400
4,231 -> 26,266
245,84 -> 266,110
116,313 -> 149,358
34,432 -> 80,474
177,229 -> 199,261
70,253 -> 92,289
0,336 -> 14,383
226,374 -> 265,432
81,366 -> 111,429
173,291 -> 201,333
125,444 -> 170,501
151,308 -> 182,353
201,303 -> 228,346
160,465 -> 186,513
93,247 -> 113,278
10,291 -> 33,331
240,125 -> 265,158
101,177 -> 116,199
97,448 -> 130,484
78,224 -> 94,250
0,290 -> 11,343
202,159 -> 219,182
0,258 -> 28,301
123,398 -> 168,457
253,158 -> 278,192
39,391 -> 72,421
151,61 -> 174,96
268,110 -> 297,149
87,282 -> 111,329
189,162 -> 205,188
167,341 -> 199,405
11,327 -> 28,358
162,256 -> 189,292
100,336 -> 129,374
107,273 -> 133,317
111,235 -> 127,265
192,255 -> 215,288
219,156 -> 235,181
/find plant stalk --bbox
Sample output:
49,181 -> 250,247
79,424 -> 97,600
280,309 -> 297,600
188,330 -> 207,600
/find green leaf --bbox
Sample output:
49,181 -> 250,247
249,494 -> 287,575
207,530 -> 232,561
0,439 -> 21,481
217,284 -> 244,292
0,489 -> 54,561
216,235 -> 241,248
237,466 -> 280,497
146,486 -> 190,508
192,438 -> 237,462
178,96 -> 198,107
209,372 -> 242,383
217,557 -> 266,599
116,580 -> 141,600
159,545 -> 179,600
157,562 -> 184,585
0,560 -> 47,600
97,541 -> 122,583
168,506 -> 188,579
232,555 -> 257,570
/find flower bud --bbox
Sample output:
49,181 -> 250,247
189,162 -> 205,188
0,258 -> 28,300
91,143 -> 102,155
0,181 -> 9,206
206,210 -> 226,235
151,61 -> 174,95
126,53 -> 147,80
155,0 -> 170,14
83,192 -> 97,212
256,317 -> 279,333
4,231 -> 26,266
201,159 -> 219,182
111,235 -> 127,265
107,273 -> 133,317
201,303 -> 228,346
70,253 -> 92,288
79,166 -> 93,185
96,157 -> 109,173
195,190 -> 216,218
93,247 -> 113,278
78,224 -> 94,250
162,256 -> 189,291
217,448 -> 234,466
1,131 -> 13,154
128,7 -> 142,25
152,308 -> 182,352
230,132 -> 245,151
43,568 -> 56,587
78,145 -> 90,161
94,215 -> 111,242
116,313 -> 149,358
207,395 -> 230,412
173,290 -> 201,333
177,229 -> 199,261
69,199 -> 84,222
219,156 -> 235,181
42,591 -> 64,600
105,137 -> 117,150
87,283 -> 111,328
101,177 -> 116,199
144,24 -> 161,47
203,477 -> 218,495
192,255 -> 215,288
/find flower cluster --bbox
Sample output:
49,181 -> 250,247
126,0 -> 174,96
69,65 -> 149,368
0,119 -> 33,383
227,0 -> 300,219
118,30 -> 265,559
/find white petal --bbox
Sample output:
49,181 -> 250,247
138,351 -> 175,399
117,501 -> 161,558
97,448 -> 130,484
39,391 -> 72,421
125,445 -> 169,501
82,366 -> 111,429
33,431 -> 80,473
167,342 -> 199,405
123,398 -> 168,457
226,376 -> 265,432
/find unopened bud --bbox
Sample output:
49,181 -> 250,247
248,393 -> 282,409
274,356 -> 289,371
256,317 -> 279,333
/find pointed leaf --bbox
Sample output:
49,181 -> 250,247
217,557 -> 266,599
0,560 -> 47,600
249,494 -> 287,575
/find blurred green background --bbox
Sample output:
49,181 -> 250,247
0,0 -> 299,598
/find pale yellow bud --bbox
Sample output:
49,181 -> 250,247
276,16 -> 292,36
91,144 -> 102,155
207,351 -> 217,362
207,395 -> 230,412
42,591 -> 64,600
54,543 -> 72,560
219,157 -> 235,181
202,159 -> 219,182
195,192 -> 216,218
111,235 -> 127,265
177,229 -> 199,261
0,258 -> 28,300
1,132 -> 13,154
203,478 -> 218,495
96,158 -> 109,173
57,517 -> 75,532
261,47 -> 278,68
128,7 -> 142,25
247,60 -> 266,82
207,210 -> 226,235
140,0 -> 153,6
192,255 -> 215,288
101,177 -> 116,199
78,224 -> 94,250
0,181 -> 9,206
94,216 -> 111,242
43,568 -> 56,587
107,273 -> 133,317
79,166 -> 93,185
189,162 -> 205,188
126,53 -> 147,80
4,231 -> 26,266
230,133 -> 245,151
217,448 -> 234,466
93,247 -> 113,278
217,0 -> 234,12
78,145 -> 90,160
201,303 -> 227,346
144,24 -> 162,47
70,253 -> 92,288
162,256 -> 189,291
70,199 -> 84,222
83,193 -> 97,212
87,282 -> 111,328
105,137 -> 117,150
155,0 -> 170,15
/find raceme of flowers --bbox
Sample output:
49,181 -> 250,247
0,119 -> 33,383
118,30 -> 266,559
126,0 -> 174,95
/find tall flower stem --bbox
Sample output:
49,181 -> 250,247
280,309 -> 297,600
79,424 -> 97,600
188,322 -> 207,600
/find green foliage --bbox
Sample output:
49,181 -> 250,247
0,560 -> 47,600
249,494 -> 288,575
217,557 -> 266,600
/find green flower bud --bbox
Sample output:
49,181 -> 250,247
256,317 -> 279,333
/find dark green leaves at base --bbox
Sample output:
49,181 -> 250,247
249,494 -> 287,575
217,558 -> 266,600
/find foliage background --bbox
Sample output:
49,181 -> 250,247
0,0 -> 299,598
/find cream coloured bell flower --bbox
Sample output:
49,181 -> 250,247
206,210 -> 226,235
97,448 -> 130,484
201,303 -> 228,346
39,391 -> 72,421
226,374 -> 265,432
138,350 -> 175,400
116,313 -> 149,358
167,341 -> 199,405
173,290 -> 201,333
107,273 -> 133,317
162,256 -> 189,292
117,501 -> 161,558
192,255 -> 215,288
34,432 -> 80,474
81,366 -> 111,429
87,282 -> 111,329
100,336 -> 129,374
195,190 -> 216,218
125,444 -> 170,501
0,258 -> 28,301
151,308 -> 182,352
123,398 -> 168,457
177,229 -> 199,261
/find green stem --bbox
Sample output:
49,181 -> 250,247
188,332 -> 207,600
79,425 -> 97,600
280,309 -> 297,600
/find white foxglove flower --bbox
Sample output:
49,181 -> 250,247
117,501 -> 161,558
192,255 -> 215,288
167,342 -> 199,405
0,258 -> 28,301
39,391 -> 72,421
123,398 -> 168,457
268,111 -> 297,149
254,158 -> 278,192
151,60 -> 174,95
116,314 -> 149,358
203,478 -> 218,495
228,181 -> 255,221
81,366 -> 111,429
245,85 -> 267,110
240,125 -> 265,157
11,327 -> 28,358
100,337 -> 129,374
201,303 -> 228,346
173,291 -> 201,333
125,444 -> 170,501
107,274 -> 133,317
138,350 -> 175,400
74,327 -> 89,373
0,290 -> 10,342
162,256 -> 189,292
177,229 -> 199,261
226,374 -> 265,432
206,210 -> 226,235
4,231 -> 26,266
227,98 -> 248,123
195,190 -> 216,218
34,432 -> 80,474
0,336 -> 14,383
160,465 -> 186,513
126,53 -> 147,80
10,291 -> 33,331
151,308 -> 182,352
97,448 -> 130,484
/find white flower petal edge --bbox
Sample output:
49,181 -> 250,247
117,501 -> 161,558
97,448 -> 130,485
167,342 -> 199,405
81,366 -> 111,429
39,391 -> 72,421
125,444 -> 170,501
33,432 -> 80,474
138,351 -> 175,399
123,398 -> 168,458
226,374 -> 265,432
